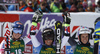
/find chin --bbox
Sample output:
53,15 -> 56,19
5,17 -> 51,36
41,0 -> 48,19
47,44 -> 52,46
83,42 -> 87,44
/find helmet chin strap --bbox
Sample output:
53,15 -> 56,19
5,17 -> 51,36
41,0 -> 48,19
79,41 -> 90,46
79,34 -> 90,46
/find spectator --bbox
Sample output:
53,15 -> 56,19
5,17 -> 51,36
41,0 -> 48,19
50,0 -> 63,12
77,5 -> 85,12
85,0 -> 95,12
31,0 -> 39,11
69,1 -> 78,12
24,0 -> 34,12
42,0 -> 51,12
38,2 -> 51,13
77,0 -> 83,8
59,0 -> 67,12
82,0 -> 88,11
95,0 -> 100,13
66,0 -> 74,10
19,0 -> 27,11
0,5 -> 5,11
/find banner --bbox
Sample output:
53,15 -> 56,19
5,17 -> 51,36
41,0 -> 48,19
0,12 -> 100,54
0,14 -> 19,43
24,44 -> 33,54
20,14 -> 63,44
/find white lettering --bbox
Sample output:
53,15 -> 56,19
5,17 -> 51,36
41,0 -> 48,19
24,20 -> 32,35
57,28 -> 60,40
23,17 -> 56,35
40,17 -> 56,31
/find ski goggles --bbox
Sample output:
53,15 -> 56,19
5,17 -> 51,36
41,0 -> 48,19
44,34 -> 54,40
13,28 -> 23,34
44,36 -> 54,40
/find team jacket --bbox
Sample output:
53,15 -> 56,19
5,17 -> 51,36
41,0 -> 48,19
0,36 -> 30,54
68,37 -> 93,54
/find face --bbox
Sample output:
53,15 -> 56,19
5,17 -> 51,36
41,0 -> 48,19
78,8 -> 83,12
40,4 -> 46,10
12,22 -> 23,39
12,32 -> 21,39
45,39 -> 53,46
81,34 -> 89,44
19,0 -> 24,6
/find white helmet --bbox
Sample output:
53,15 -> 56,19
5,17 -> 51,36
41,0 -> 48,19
79,27 -> 91,35
78,27 -> 91,45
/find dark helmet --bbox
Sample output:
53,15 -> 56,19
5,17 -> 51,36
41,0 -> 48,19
12,21 -> 24,34
42,28 -> 54,44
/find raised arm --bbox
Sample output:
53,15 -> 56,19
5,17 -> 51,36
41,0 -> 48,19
61,12 -> 77,50
61,11 -> 71,49
30,10 -> 43,47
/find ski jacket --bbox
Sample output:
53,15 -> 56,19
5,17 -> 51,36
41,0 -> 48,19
0,36 -> 31,54
61,36 -> 94,54
68,37 -> 93,54
31,35 -> 56,54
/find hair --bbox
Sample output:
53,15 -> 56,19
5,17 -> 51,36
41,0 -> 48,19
79,34 -> 90,42
97,1 -> 100,5
40,2 -> 46,6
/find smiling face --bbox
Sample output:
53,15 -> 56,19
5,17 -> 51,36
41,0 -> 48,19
45,39 -> 53,46
12,32 -> 21,40
12,22 -> 23,40
81,34 -> 89,44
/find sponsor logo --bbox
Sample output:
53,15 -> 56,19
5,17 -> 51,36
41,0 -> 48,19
46,48 -> 54,51
12,42 -> 21,45
81,47 -> 89,51
66,46 -> 73,54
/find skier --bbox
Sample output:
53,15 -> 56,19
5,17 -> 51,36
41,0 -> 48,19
0,21 -> 31,54
30,10 -> 56,54
61,12 -> 94,54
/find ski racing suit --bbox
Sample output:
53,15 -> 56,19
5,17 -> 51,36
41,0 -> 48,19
0,36 -> 31,54
31,36 -> 56,54
61,33 -> 94,54
61,11 -> 94,54
30,25 -> 56,54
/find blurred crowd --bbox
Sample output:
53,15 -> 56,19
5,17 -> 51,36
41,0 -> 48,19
0,0 -> 100,13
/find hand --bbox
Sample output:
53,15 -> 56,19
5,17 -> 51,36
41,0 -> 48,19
62,11 -> 71,36
32,10 -> 43,26
62,11 -> 71,27
32,10 -> 43,23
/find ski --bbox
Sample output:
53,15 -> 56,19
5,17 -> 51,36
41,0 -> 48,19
55,21 -> 62,54
3,22 -> 12,54
94,17 -> 100,54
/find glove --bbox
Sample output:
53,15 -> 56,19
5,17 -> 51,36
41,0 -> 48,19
62,11 -> 71,36
32,10 -> 43,26
62,11 -> 71,27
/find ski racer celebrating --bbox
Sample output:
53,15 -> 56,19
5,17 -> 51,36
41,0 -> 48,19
61,12 -> 94,54
0,21 -> 31,54
30,10 -> 56,54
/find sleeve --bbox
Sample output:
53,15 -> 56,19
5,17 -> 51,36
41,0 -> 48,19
61,36 -> 69,49
30,35 -> 41,47
68,37 -> 77,51
33,44 -> 42,54
21,35 -> 31,44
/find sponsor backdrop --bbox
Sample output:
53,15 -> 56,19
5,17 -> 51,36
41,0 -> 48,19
0,12 -> 100,54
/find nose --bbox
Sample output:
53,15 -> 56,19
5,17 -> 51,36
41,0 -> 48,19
17,32 -> 20,34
